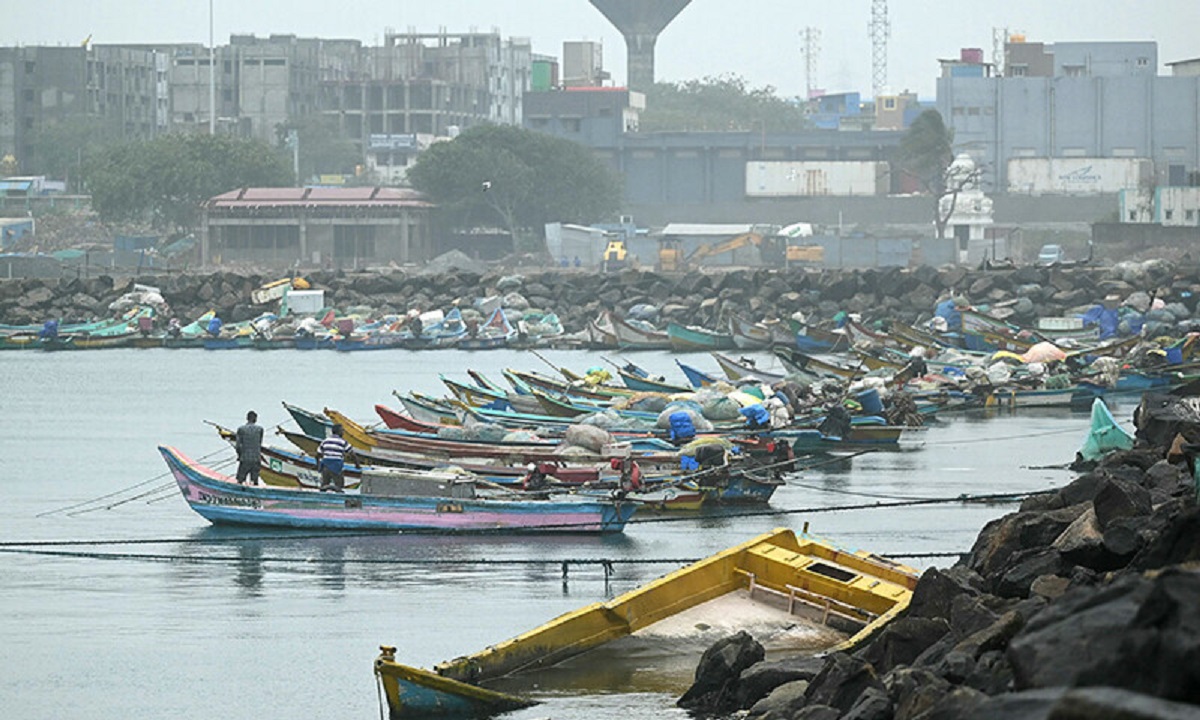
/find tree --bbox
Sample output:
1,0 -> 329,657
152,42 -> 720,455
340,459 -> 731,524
86,133 -> 293,234
407,124 -> 622,250
275,117 -> 362,182
895,109 -> 979,240
25,116 -> 122,192
640,74 -> 810,133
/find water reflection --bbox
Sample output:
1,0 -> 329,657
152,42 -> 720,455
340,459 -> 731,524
234,542 -> 264,596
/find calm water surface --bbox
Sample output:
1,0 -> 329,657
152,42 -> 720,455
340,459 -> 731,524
0,349 -> 1108,720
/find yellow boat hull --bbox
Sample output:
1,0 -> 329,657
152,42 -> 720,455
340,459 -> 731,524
375,527 -> 918,715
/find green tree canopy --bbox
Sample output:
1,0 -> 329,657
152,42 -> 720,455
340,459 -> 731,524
640,74 -> 810,133
895,109 -> 968,239
26,116 -> 122,192
275,117 -> 362,181
407,124 -> 622,246
86,133 -> 293,233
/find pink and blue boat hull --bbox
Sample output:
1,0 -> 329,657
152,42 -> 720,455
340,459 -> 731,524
159,446 -> 636,534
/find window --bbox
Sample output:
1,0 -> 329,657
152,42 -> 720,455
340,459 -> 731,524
1062,147 -> 1087,157
24,61 -> 35,74
1112,147 -> 1137,157
1063,65 -> 1086,77
563,118 -> 581,132
1009,64 -> 1027,77
1165,210 -> 1174,221
263,59 -> 286,67
1129,211 -> 1138,221
883,98 -> 896,110
1186,210 -> 1195,222
1137,57 -> 1149,67
967,107 -> 980,116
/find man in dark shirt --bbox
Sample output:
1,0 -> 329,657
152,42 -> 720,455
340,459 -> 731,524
235,411 -> 264,485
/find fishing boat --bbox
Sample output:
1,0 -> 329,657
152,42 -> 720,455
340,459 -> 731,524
711,351 -> 787,384
728,314 -> 785,350
585,312 -> 619,349
774,346 -> 865,381
676,359 -> 721,388
609,361 -> 693,394
159,446 -> 637,533
456,307 -> 517,351
609,313 -> 672,350
374,527 -> 918,718
666,322 -> 736,352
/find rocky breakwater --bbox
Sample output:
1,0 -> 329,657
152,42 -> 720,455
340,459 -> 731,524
676,402 -> 1200,719
2,258 -> 1200,332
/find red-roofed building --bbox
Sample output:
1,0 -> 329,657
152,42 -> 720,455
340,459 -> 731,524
201,186 -> 433,268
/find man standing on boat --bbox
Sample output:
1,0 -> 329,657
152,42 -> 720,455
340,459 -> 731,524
235,411 -> 263,486
317,424 -> 353,492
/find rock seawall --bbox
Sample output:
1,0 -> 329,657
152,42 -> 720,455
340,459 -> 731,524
678,403 -> 1200,719
1,260 -> 1197,330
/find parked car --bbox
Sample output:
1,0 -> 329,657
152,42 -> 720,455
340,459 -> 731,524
1037,244 -> 1066,265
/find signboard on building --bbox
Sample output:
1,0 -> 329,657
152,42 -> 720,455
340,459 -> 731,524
368,134 -> 418,151
745,161 -> 887,197
1006,158 -> 1152,195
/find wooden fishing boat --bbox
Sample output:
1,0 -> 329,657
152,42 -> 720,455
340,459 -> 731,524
774,346 -> 864,381
374,404 -> 450,433
585,312 -> 619,349
503,368 -> 631,401
456,308 -> 516,351
711,351 -> 787,384
610,313 -> 672,350
374,527 -> 918,717
676,359 -> 720,388
787,317 -> 850,354
613,364 -> 693,394
728,314 -> 774,350
160,446 -> 636,533
278,429 -> 592,484
393,392 -> 461,426
667,322 -> 736,352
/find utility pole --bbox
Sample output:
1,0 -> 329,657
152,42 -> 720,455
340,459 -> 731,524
869,0 -> 889,100
208,0 -> 215,134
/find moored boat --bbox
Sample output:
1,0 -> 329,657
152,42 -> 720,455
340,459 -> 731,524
159,446 -> 636,533
374,527 -> 918,717
666,322 -> 736,352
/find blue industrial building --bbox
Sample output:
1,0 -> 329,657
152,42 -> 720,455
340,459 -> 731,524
937,40 -> 1200,192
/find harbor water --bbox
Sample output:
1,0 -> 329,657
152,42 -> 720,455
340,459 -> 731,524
0,348 -> 1106,720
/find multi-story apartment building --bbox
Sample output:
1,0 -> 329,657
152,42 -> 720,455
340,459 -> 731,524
0,30 -> 530,176
0,44 -> 163,174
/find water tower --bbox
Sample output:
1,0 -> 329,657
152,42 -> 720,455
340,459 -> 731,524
588,0 -> 692,92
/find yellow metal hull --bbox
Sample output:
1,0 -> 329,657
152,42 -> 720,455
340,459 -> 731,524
375,528 -> 917,715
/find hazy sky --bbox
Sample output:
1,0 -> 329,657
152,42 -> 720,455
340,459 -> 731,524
4,1 -> 1196,98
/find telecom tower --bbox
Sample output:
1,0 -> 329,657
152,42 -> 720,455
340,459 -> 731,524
800,27 -> 821,99
869,0 -> 889,100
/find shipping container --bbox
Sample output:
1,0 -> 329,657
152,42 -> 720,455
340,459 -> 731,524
745,161 -> 888,197
1006,158 -> 1152,195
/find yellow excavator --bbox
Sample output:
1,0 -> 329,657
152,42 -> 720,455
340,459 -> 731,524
659,232 -> 787,272
601,235 -> 628,272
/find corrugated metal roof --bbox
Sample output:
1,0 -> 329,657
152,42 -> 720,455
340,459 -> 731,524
0,180 -> 33,191
208,186 -> 431,208
659,223 -> 755,236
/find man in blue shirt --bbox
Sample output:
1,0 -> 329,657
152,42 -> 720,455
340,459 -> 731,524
317,424 -> 353,493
